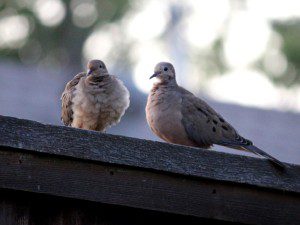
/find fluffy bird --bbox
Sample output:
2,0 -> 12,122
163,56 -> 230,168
146,62 -> 284,167
61,59 -> 130,132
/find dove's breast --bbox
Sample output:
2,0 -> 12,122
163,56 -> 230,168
146,87 -> 197,147
71,76 -> 130,131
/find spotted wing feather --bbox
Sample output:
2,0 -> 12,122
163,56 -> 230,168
180,88 -> 284,167
180,88 -> 249,148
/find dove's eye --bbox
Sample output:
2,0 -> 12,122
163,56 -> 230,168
99,65 -> 102,68
164,67 -> 168,71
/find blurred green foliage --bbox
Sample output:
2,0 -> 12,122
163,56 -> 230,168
273,21 -> 300,86
0,0 -> 299,88
0,0 -> 129,70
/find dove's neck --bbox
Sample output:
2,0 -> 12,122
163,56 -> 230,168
157,78 -> 178,87
85,74 -> 110,85
152,79 -> 178,94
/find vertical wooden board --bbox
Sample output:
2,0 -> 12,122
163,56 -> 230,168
0,190 -> 240,225
0,199 -> 29,225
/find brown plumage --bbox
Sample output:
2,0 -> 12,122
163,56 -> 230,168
146,62 -> 284,168
61,59 -> 130,132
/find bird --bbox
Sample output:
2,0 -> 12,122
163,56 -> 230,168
146,62 -> 285,168
61,59 -> 130,132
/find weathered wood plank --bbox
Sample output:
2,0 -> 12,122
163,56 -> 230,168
0,115 -> 299,193
0,198 -> 29,225
0,190 -> 236,225
0,150 -> 299,225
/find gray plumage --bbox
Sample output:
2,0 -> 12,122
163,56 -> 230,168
146,62 -> 284,168
61,72 -> 85,126
61,60 -> 130,132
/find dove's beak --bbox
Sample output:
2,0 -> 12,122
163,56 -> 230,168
150,72 -> 161,79
87,69 -> 93,75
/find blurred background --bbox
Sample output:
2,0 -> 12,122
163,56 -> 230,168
0,0 -> 299,164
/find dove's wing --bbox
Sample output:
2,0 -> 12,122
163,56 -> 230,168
180,88 -> 284,167
180,88 -> 251,148
61,72 -> 85,126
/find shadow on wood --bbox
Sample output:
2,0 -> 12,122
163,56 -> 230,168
0,189 -> 241,225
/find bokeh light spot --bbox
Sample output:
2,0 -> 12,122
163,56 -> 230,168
224,11 -> 271,68
0,15 -> 30,48
71,0 -> 98,28
206,69 -> 279,108
124,0 -> 169,41
131,42 -> 169,93
33,0 -> 66,27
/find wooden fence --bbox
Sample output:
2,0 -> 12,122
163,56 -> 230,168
0,115 -> 299,225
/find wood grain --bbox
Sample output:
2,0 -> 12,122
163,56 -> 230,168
0,150 -> 299,225
0,115 -> 299,193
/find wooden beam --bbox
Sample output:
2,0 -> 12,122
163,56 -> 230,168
0,115 -> 299,192
0,115 -> 299,224
0,150 -> 299,225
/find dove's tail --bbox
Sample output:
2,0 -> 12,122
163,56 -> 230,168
242,145 -> 285,168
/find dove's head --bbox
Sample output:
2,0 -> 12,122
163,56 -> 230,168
150,62 -> 176,84
87,59 -> 108,76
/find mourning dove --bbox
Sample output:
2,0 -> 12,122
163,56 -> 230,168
146,62 -> 284,167
61,59 -> 130,132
